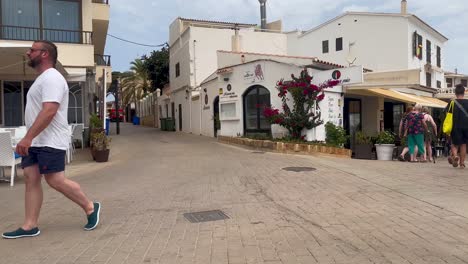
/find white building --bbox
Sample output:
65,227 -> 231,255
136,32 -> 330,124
161,0 -> 449,142
437,72 -> 468,99
168,17 -> 286,133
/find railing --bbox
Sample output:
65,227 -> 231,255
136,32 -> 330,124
92,0 -> 109,4
0,25 -> 92,44
95,54 -> 111,66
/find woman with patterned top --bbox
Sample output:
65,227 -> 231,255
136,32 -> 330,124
404,104 -> 428,162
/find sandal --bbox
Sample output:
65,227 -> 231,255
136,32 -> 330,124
453,156 -> 460,168
448,156 -> 453,165
398,155 -> 405,162
461,164 -> 466,169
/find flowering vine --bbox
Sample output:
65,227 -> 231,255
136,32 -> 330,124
263,69 -> 341,140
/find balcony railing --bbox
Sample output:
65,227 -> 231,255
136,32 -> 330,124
0,25 -> 92,44
95,54 -> 111,66
92,0 -> 109,4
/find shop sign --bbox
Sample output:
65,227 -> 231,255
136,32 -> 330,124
311,65 -> 363,87
363,69 -> 420,85
221,84 -> 238,99
244,63 -> 266,84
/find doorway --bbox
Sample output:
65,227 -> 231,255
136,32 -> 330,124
344,98 -> 362,148
178,104 -> 182,131
243,85 -> 271,136
213,96 -> 219,137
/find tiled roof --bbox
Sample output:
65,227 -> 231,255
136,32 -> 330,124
179,17 -> 257,27
218,50 -> 346,68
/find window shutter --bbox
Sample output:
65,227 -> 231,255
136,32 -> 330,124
413,31 -> 418,57
417,35 -> 423,60
437,46 -> 441,67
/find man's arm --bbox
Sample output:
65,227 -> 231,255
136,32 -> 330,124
16,102 -> 60,156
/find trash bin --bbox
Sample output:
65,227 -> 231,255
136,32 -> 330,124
132,116 -> 140,125
105,118 -> 110,135
166,118 -> 175,131
160,118 -> 167,131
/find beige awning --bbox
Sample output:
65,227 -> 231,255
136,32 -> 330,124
354,88 -> 448,108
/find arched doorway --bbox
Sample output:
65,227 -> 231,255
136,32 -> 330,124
243,85 -> 271,135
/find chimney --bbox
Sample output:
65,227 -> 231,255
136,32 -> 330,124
401,0 -> 407,15
259,0 -> 267,30
231,25 -> 242,52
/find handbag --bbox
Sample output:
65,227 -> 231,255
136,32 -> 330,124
443,101 -> 454,134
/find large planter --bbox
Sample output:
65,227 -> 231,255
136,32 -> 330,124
375,144 -> 395,161
94,149 -> 110,162
354,144 -> 373,159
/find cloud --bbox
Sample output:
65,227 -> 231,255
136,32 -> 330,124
106,0 -> 468,74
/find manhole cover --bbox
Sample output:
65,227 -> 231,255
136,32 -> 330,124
282,167 -> 317,172
183,210 -> 229,223
252,151 -> 265,154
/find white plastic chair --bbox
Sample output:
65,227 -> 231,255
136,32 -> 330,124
0,132 -> 21,187
72,124 -> 84,149
66,125 -> 74,164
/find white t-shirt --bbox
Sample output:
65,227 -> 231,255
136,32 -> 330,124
25,68 -> 69,150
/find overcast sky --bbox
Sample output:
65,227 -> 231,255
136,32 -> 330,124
105,0 -> 468,74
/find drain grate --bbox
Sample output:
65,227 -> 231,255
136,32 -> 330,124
183,210 -> 229,223
282,167 -> 317,172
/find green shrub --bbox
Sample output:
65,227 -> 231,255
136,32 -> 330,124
90,113 -> 103,129
325,122 -> 348,148
355,131 -> 371,145
376,130 -> 395,144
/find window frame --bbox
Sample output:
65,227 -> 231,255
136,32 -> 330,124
426,39 -> 431,64
175,62 -> 180,78
426,72 -> 432,88
336,37 -> 343,51
322,40 -> 329,54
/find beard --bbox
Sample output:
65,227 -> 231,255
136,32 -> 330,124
27,56 -> 40,68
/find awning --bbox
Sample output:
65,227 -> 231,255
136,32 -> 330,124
365,88 -> 448,108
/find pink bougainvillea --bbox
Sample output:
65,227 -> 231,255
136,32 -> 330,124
263,69 -> 341,140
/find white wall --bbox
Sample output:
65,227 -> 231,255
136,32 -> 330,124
170,25 -> 288,91
407,20 -> 446,88
288,14 -> 409,72
200,78 -> 219,137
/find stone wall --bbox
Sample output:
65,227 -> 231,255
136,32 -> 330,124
218,136 -> 352,158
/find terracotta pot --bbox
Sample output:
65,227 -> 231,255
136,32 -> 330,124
94,149 -> 110,162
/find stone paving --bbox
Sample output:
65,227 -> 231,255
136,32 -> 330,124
1,124 -> 468,264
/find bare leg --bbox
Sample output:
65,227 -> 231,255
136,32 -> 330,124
22,165 -> 43,230
44,172 -> 94,215
460,144 -> 466,167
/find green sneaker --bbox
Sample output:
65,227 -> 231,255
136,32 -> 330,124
84,202 -> 101,231
2,227 -> 40,239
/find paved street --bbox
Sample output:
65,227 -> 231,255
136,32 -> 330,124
2,124 -> 468,264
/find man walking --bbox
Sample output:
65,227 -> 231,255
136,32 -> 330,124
2,41 -> 101,239
449,84 -> 468,168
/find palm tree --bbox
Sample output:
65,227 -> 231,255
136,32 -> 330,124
120,59 -> 150,113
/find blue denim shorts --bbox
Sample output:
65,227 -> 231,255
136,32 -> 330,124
21,147 -> 66,174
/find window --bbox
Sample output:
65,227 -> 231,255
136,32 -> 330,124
437,46 -> 441,68
322,40 -> 329,54
462,79 -> 468,87
426,72 -> 432,88
175,63 -> 180,77
68,82 -> 83,123
0,0 -> 81,43
426,40 -> 431,64
220,102 -> 237,120
413,31 -> 423,60
447,78 -> 453,88
336,37 -> 343,51
437,81 -> 441,88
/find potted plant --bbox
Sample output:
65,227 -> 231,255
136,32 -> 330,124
375,130 -> 395,161
90,131 -> 111,162
353,131 -> 373,159
89,114 -> 104,159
